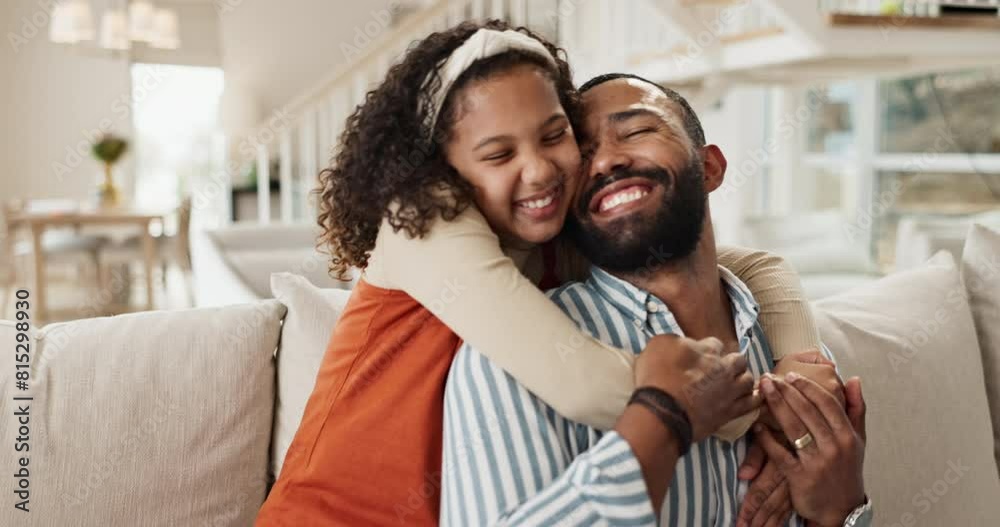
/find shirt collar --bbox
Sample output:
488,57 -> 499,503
586,264 -> 761,338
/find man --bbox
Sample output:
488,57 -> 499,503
440,74 -> 871,526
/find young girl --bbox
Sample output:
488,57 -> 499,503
256,21 -> 824,526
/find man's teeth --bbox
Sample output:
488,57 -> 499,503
520,193 -> 555,209
600,188 -> 649,212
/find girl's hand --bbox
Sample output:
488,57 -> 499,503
771,351 -> 845,411
635,335 -> 761,442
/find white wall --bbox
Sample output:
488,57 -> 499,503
0,0 -> 222,203
0,5 -> 14,184
0,0 -> 133,202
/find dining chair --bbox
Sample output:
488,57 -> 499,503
98,197 -> 195,306
1,200 -> 107,318
1,230 -> 14,320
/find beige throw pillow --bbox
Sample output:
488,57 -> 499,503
269,272 -> 353,481
0,301 -> 285,527
813,252 -> 1000,525
961,224 -> 1000,475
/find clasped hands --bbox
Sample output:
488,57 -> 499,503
736,352 -> 867,527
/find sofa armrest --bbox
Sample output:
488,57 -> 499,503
189,227 -> 260,307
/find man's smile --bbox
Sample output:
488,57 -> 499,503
585,177 -> 665,221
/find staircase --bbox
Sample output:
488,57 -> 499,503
237,0 -> 1000,224
239,0 -> 558,224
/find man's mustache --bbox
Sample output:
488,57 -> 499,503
576,167 -> 673,216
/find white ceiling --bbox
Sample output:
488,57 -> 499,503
216,0 -> 400,117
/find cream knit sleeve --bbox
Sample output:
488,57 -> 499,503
717,246 -> 821,360
371,205 -> 634,431
710,246 -> 821,441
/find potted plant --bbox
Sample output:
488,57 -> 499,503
92,134 -> 129,207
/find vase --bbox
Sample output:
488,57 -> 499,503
97,162 -> 121,208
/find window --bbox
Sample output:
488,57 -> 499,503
799,164 -> 853,211
872,170 -> 1000,266
760,67 -> 1000,270
131,63 -> 225,223
806,83 -> 857,156
880,68 -> 1000,154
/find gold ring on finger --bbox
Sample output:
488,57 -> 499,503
793,432 -> 814,450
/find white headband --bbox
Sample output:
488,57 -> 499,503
422,28 -> 557,140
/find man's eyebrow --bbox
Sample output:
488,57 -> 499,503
607,108 -> 662,124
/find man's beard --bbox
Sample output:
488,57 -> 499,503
565,160 -> 707,274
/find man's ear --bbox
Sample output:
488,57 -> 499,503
701,144 -> 727,193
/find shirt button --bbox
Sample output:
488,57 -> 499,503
633,319 -> 643,328
646,302 -> 659,313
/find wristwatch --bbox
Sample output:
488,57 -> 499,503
843,496 -> 874,527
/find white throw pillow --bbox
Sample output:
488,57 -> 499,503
813,252 -> 1000,525
269,272 -> 353,481
962,224 -> 1000,475
0,301 -> 286,527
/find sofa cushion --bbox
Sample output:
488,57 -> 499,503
0,301 -> 286,527
962,224 -> 1000,475
269,273 -> 353,481
813,252 -> 1000,525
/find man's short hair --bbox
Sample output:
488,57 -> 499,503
579,73 -> 706,148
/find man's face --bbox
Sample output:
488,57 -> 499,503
566,79 -> 708,274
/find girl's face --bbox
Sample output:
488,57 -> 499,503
444,64 -> 581,247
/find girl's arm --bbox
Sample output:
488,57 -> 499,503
717,246 -> 822,359
715,245 -> 825,441
370,205 -> 634,431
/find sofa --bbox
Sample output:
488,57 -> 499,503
742,211 -> 883,300
893,211 -> 1000,272
189,222 -> 355,308
2,224 -> 1000,526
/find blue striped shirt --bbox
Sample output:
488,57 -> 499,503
441,265 -> 815,526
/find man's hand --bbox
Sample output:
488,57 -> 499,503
755,373 -> 867,527
737,443 -> 792,527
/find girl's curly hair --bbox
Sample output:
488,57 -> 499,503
317,19 -> 581,279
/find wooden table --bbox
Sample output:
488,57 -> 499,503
6,205 -> 165,323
